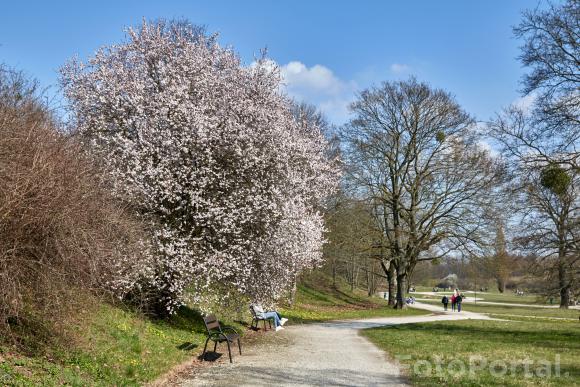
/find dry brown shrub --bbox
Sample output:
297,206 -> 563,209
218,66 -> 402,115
0,66 -> 147,344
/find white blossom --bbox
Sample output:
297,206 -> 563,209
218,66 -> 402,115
61,20 -> 339,313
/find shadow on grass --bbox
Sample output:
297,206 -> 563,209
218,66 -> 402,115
150,306 -> 206,335
333,288 -> 381,307
297,285 -> 336,304
176,342 -> 198,351
298,287 -> 384,311
4,315 -> 62,356
198,352 -> 223,362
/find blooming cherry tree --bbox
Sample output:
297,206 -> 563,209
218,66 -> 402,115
61,20 -> 338,314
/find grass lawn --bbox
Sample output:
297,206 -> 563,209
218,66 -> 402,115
418,299 -> 580,320
280,272 -> 428,323
463,304 -> 579,320
0,302 -> 243,386
363,317 -> 580,386
464,292 -> 550,305
416,292 -> 544,305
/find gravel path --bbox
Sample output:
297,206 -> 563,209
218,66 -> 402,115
179,303 -> 492,387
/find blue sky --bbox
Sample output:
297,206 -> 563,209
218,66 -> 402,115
0,0 -> 543,125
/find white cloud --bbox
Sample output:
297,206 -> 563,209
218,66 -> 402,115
513,93 -> 537,113
281,61 -> 344,95
276,61 -> 357,124
250,60 -> 414,124
390,63 -> 410,74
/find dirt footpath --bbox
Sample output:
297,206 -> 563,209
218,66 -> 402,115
178,303 -> 492,387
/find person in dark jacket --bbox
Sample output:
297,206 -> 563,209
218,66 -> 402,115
441,295 -> 449,311
456,292 -> 463,312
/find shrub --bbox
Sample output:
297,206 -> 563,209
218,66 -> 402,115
0,66 -> 148,339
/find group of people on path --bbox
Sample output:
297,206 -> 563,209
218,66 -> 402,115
441,289 -> 463,312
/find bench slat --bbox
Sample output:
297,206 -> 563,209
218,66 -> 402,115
203,314 -> 220,331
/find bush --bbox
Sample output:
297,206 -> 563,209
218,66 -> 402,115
0,66 -> 147,339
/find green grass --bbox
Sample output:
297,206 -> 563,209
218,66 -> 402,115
416,291 -> 544,305
280,272 -> 428,323
363,318 -> 580,386
464,304 -> 579,320
466,292 -> 549,305
418,299 -> 580,320
0,272 -> 428,385
0,303 -> 242,386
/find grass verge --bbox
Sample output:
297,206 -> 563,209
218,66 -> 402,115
363,318 -> 580,386
418,299 -> 580,319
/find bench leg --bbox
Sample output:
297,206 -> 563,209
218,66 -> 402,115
226,340 -> 233,363
237,338 -> 242,355
263,320 -> 267,331
201,337 -> 210,361
213,341 -> 218,353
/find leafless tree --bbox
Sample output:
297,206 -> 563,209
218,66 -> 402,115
323,192 -> 383,294
342,78 -> 498,308
514,0 -> 579,168
489,107 -> 579,307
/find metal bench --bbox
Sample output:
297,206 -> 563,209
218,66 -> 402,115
201,314 -> 242,363
249,304 -> 273,331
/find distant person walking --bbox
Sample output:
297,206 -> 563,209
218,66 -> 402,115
441,295 -> 449,311
450,292 -> 457,312
456,290 -> 463,312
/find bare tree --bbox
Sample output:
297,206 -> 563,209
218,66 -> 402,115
323,192 -> 382,292
489,107 -> 579,307
488,0 -> 579,307
514,0 -> 579,168
342,78 -> 498,308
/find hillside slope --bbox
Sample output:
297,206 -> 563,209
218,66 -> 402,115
0,271 -> 425,385
281,271 -> 427,323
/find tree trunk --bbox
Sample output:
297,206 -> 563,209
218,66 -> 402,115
560,286 -> 570,309
387,264 -> 396,306
288,274 -> 298,307
559,261 -> 570,309
394,272 -> 407,309
367,259 -> 373,297
382,260 -> 396,306
496,277 -> 506,293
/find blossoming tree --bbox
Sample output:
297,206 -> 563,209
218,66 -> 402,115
61,20 -> 338,314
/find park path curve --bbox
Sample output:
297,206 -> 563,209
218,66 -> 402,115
179,303 -> 492,387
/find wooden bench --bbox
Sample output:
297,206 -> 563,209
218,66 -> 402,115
249,304 -> 273,331
201,314 -> 242,363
